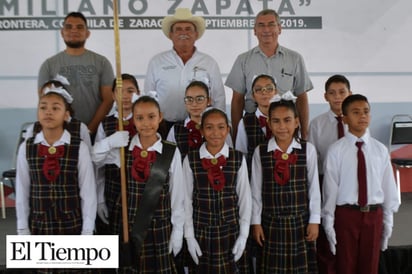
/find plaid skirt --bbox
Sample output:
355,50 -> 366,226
188,223 -> 248,274
30,206 -> 82,235
256,212 -> 318,274
116,217 -> 176,274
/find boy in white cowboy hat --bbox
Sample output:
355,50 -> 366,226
144,8 -> 226,138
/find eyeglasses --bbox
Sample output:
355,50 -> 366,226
184,95 -> 207,104
253,85 -> 276,94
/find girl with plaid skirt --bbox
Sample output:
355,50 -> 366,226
94,95 -> 185,273
250,92 -> 321,274
16,85 -> 97,237
183,108 -> 252,273
92,74 -> 140,230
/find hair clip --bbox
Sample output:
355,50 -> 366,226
269,91 -> 297,103
53,74 -> 70,86
43,84 -> 74,104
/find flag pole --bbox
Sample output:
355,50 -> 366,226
112,0 -> 129,245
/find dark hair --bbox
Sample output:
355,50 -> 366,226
325,74 -> 351,91
185,80 -> 209,97
342,94 -> 369,116
255,9 -> 280,23
268,99 -> 300,141
132,95 -> 161,114
111,73 -> 140,93
40,80 -> 74,116
200,108 -> 229,129
64,12 -> 88,27
252,74 -> 277,91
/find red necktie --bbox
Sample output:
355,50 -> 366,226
335,116 -> 344,139
186,120 -> 203,148
258,115 -> 272,140
272,149 -> 298,185
131,147 -> 156,182
38,144 -> 65,181
356,141 -> 367,207
201,155 -> 227,191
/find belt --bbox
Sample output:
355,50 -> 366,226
339,204 -> 382,212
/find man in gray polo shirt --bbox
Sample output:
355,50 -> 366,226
38,12 -> 114,136
226,9 -> 313,140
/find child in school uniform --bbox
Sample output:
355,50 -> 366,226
183,108 -> 252,273
236,74 -> 278,173
92,73 -> 140,229
167,80 -> 233,161
322,94 -> 400,274
308,74 -> 352,274
25,76 -> 92,150
15,84 -> 97,236
251,91 -> 321,274
94,95 -> 185,273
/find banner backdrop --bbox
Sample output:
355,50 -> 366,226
0,0 -> 411,108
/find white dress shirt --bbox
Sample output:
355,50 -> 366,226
144,48 -> 226,122
250,137 -> 321,225
16,130 -> 97,234
308,110 -> 348,174
322,130 -> 400,231
182,143 -> 252,238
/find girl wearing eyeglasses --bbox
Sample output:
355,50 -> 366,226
167,81 -> 233,161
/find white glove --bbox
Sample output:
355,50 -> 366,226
97,202 -> 109,224
17,228 -> 31,235
186,237 -> 202,265
81,230 -> 94,235
168,229 -> 183,256
232,235 -> 247,262
324,227 -> 337,255
107,131 -> 129,148
381,224 -> 392,251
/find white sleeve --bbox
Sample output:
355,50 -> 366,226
235,119 -> 248,155
15,142 -> 31,230
169,149 -> 185,234
306,142 -> 321,224
250,146 -> 263,225
80,122 -> 92,152
236,156 -> 252,230
322,146 -> 339,231
78,142 -> 97,234
182,156 -> 195,238
166,125 -> 176,144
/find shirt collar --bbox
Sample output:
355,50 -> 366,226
114,111 -> 133,121
267,137 -> 302,154
253,45 -> 285,56
199,142 -> 229,159
34,129 -> 71,146
345,130 -> 371,146
128,133 -> 163,154
255,108 -> 266,118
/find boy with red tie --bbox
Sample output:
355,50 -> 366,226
322,94 -> 400,274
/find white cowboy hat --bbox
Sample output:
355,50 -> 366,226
161,8 -> 205,40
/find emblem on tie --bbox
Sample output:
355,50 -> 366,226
211,158 -> 218,165
140,150 -> 148,158
123,120 -> 129,126
281,153 -> 289,160
48,146 -> 56,154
